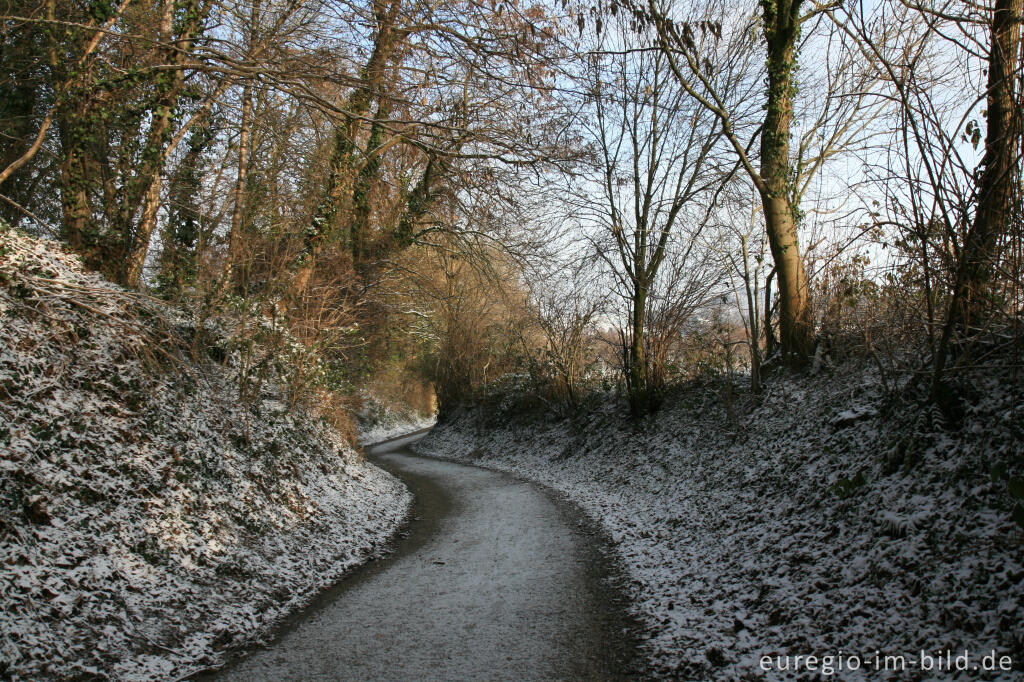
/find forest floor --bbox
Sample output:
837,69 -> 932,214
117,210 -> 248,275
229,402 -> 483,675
0,230 -> 411,680
415,369 -> 1024,680
204,431 -> 640,681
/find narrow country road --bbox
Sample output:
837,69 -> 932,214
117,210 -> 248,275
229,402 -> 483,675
203,431 -> 640,681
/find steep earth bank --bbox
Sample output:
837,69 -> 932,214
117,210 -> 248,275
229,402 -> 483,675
0,228 -> 411,680
415,369 -> 1024,679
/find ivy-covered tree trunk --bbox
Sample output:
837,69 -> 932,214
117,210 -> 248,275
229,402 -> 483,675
57,133 -> 97,260
122,0 -> 208,287
292,0 -> 403,296
48,0 -> 106,271
391,154 -> 439,250
348,101 -> 391,264
760,0 -> 813,366
156,123 -> 210,296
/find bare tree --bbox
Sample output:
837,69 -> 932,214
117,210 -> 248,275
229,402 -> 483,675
633,0 -> 884,367
716,189 -> 769,392
569,14 -> 736,412
515,265 -> 607,413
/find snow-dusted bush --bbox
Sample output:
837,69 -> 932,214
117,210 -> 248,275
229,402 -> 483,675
0,228 -> 411,679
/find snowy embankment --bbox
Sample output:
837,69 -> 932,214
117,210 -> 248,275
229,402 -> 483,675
415,372 -> 1024,679
357,396 -> 436,445
0,229 -> 411,680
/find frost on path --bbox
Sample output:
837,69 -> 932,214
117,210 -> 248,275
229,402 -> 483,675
211,443 -> 639,681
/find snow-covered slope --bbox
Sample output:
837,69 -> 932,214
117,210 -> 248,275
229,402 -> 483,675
0,228 -> 411,680
357,394 -> 436,445
415,371 -> 1024,680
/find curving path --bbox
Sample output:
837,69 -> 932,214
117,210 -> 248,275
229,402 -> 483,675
204,431 -> 639,681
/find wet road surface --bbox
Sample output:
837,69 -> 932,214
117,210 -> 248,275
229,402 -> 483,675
203,431 -> 639,681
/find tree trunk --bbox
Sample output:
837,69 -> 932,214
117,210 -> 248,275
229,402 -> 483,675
349,102 -> 390,263
960,0 -> 1021,328
59,154 -> 93,256
740,234 -> 762,393
120,0 -> 206,287
293,0 -> 402,297
932,0 -> 1021,393
48,0 -> 94,262
628,286 -> 649,413
762,194 -> 812,361
56,92 -> 110,273
759,0 -> 813,365
124,176 -> 161,286
221,0 -> 261,295
222,78 -> 255,293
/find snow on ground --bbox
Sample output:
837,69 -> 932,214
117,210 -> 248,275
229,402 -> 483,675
0,228 -> 412,680
357,396 -> 435,445
415,371 -> 1024,680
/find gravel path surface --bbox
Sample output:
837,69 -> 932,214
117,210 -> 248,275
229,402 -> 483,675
204,432 -> 639,681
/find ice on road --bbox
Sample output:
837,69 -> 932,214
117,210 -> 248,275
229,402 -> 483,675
206,432 -> 638,681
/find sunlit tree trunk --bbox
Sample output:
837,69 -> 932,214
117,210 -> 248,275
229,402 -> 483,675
221,0 -> 261,295
125,177 -> 162,283
121,0 -> 207,287
760,0 -> 813,365
222,79 -> 255,293
293,0 -> 403,296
